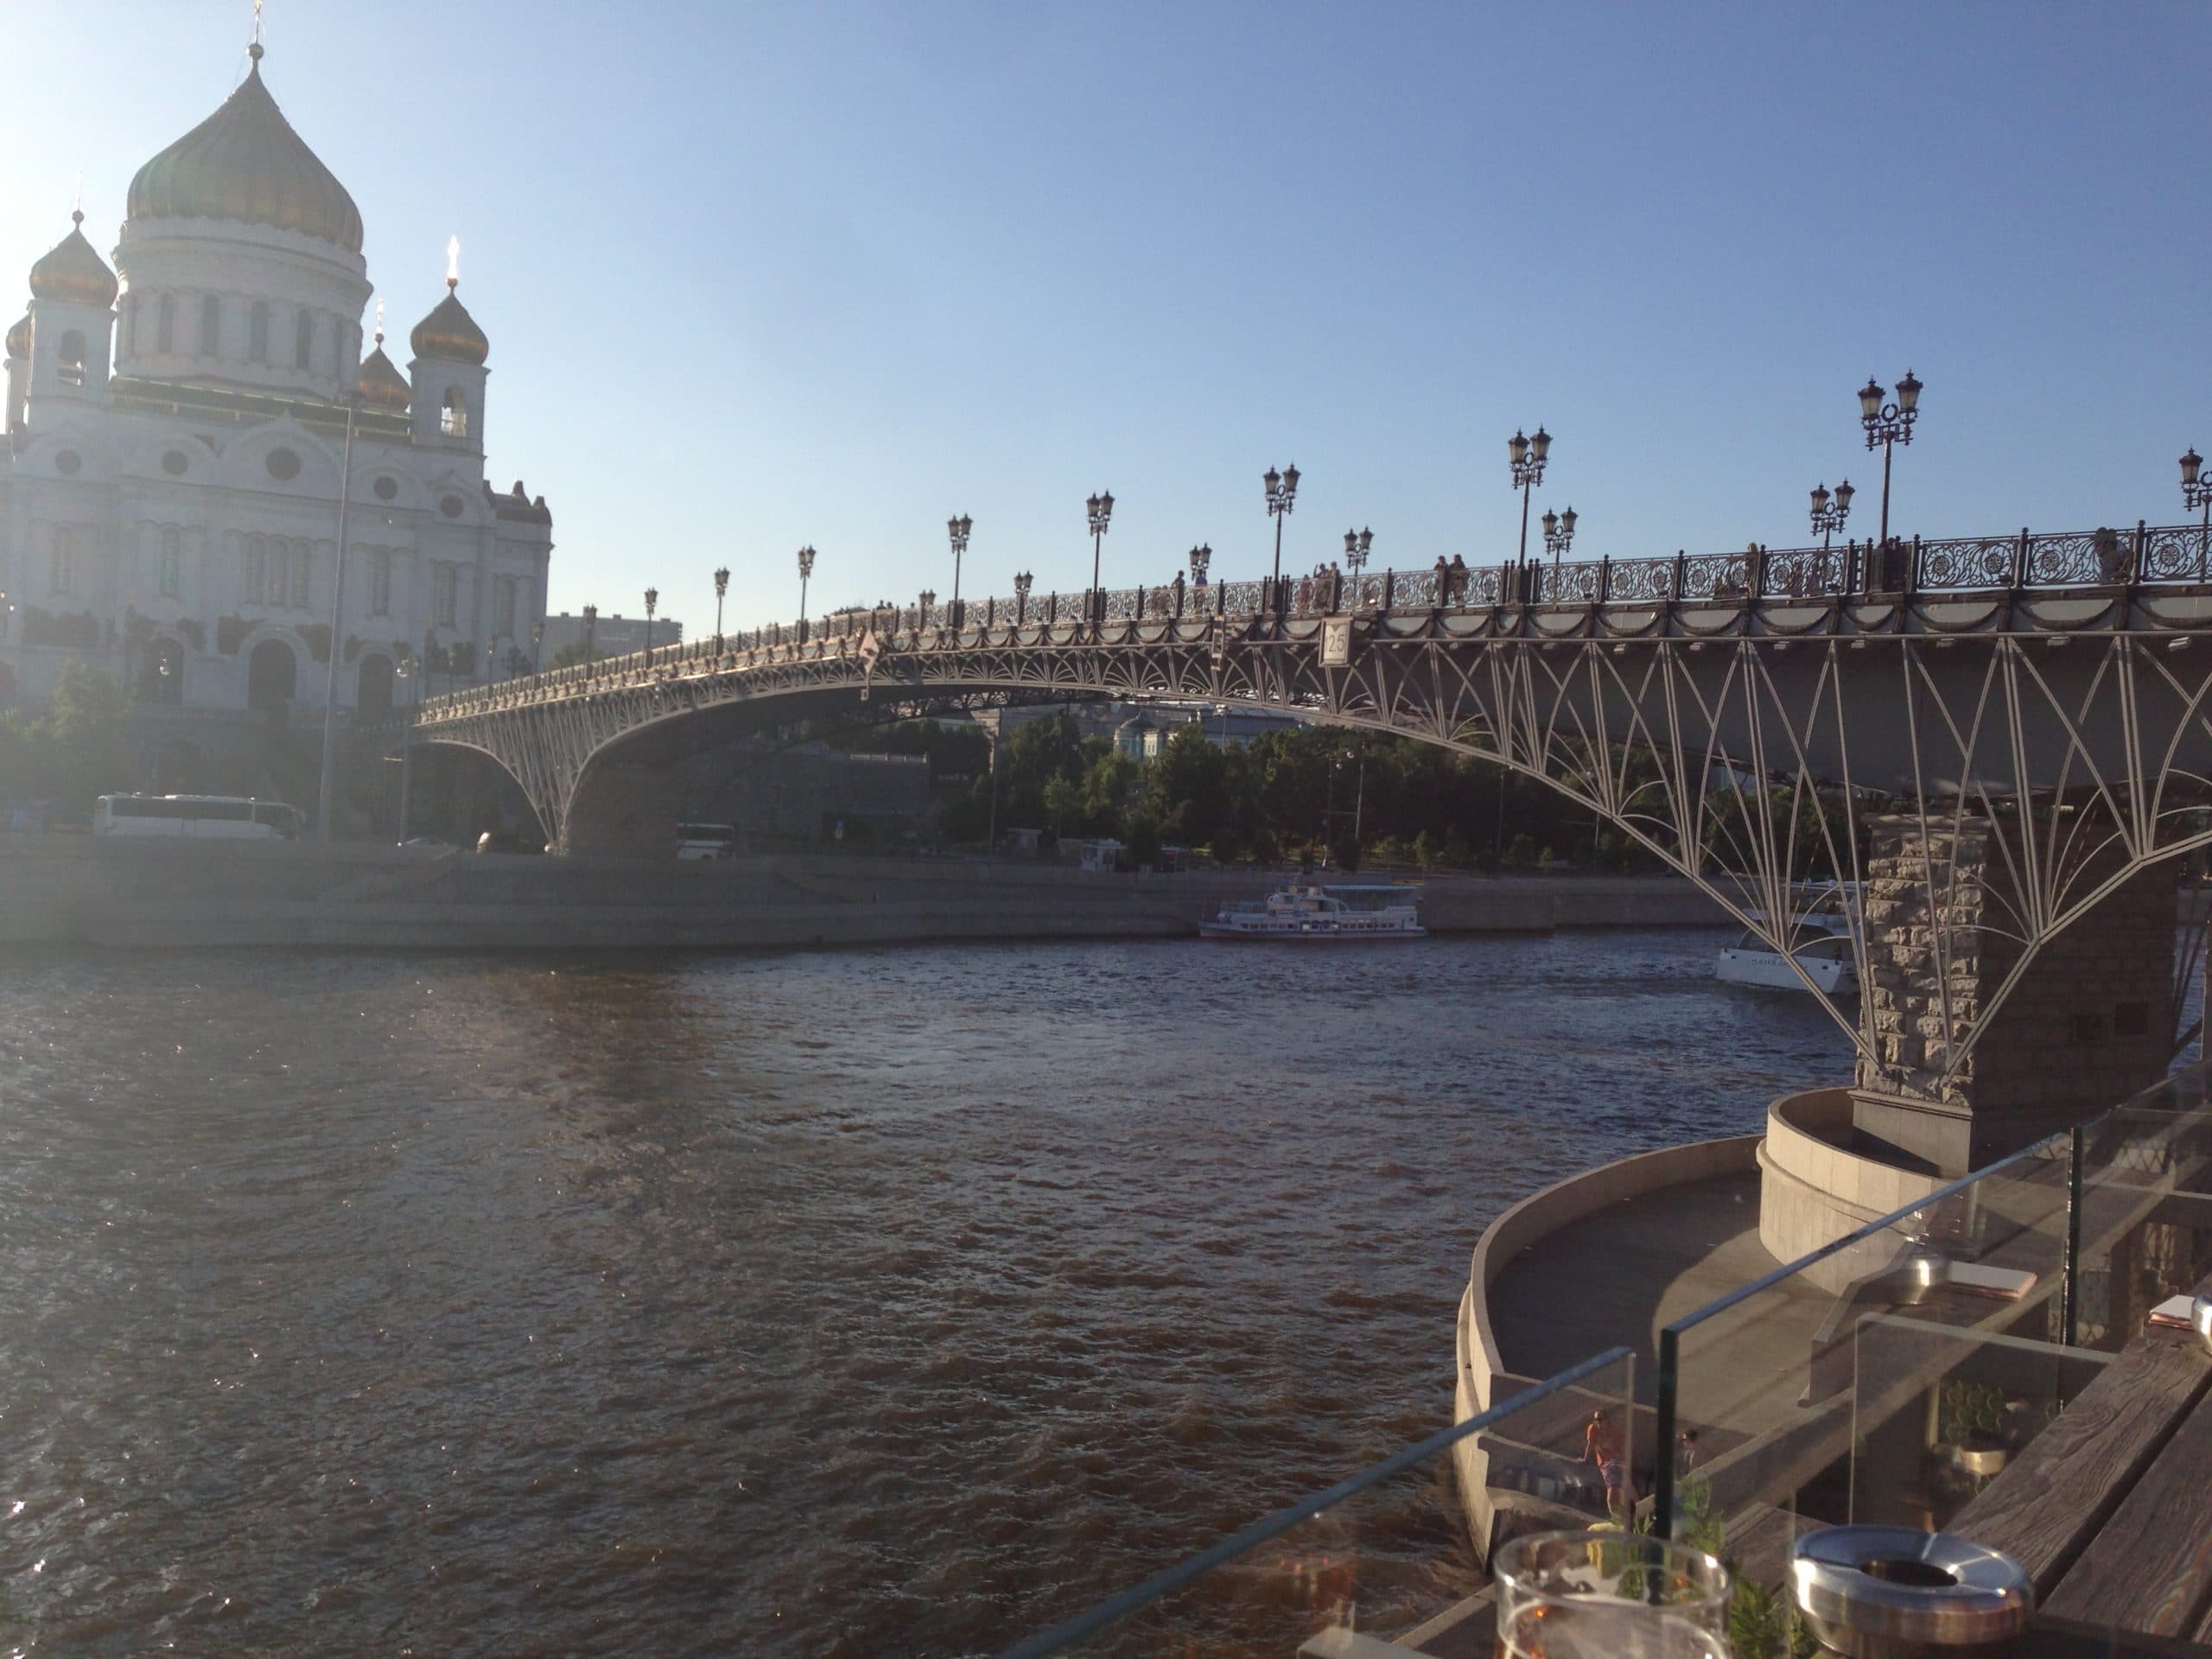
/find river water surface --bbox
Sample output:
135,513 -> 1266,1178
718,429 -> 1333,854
0,930 -> 1849,1655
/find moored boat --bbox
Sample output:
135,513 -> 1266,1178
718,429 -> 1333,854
1199,881 -> 1426,940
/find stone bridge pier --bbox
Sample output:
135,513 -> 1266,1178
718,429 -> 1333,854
1851,815 -> 2179,1177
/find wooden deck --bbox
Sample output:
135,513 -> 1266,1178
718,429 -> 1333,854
1951,1270 -> 2212,1645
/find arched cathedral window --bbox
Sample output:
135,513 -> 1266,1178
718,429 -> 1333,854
200,296 -> 220,356
57,331 -> 86,387
156,295 -> 175,354
441,387 -> 468,439
249,302 -> 270,364
294,308 -> 313,371
160,527 -> 181,599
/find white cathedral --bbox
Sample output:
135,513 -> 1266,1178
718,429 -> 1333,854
0,36 -> 552,770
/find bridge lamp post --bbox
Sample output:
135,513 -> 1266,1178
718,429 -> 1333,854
1014,569 -> 1033,624
1859,370 -> 1923,546
582,603 -> 597,666
713,566 -> 729,652
2182,449 -> 2210,578
1189,543 -> 1212,586
1809,480 -> 1853,551
1541,507 -> 1577,568
947,514 -> 972,626
644,587 -> 658,666
1343,527 -> 1373,607
1262,464 -> 1300,594
1085,492 -> 1114,630
797,544 -> 817,642
1508,427 -> 1550,568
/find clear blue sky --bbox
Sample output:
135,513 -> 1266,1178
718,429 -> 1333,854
6,3 -> 2208,633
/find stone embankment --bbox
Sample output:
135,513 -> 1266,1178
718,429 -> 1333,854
0,839 -> 1726,950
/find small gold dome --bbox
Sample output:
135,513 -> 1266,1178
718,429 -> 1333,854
357,334 -> 410,410
5,313 -> 29,359
410,280 -> 489,365
126,46 -> 363,253
29,213 -> 119,308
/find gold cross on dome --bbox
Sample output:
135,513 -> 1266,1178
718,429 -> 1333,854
252,0 -> 264,46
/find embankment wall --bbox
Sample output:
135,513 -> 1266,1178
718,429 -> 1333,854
0,841 -> 1728,951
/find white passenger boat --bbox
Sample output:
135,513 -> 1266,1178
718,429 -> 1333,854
1716,925 -> 1859,994
1199,881 -> 1426,940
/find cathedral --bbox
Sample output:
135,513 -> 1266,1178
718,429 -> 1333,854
0,35 -> 552,780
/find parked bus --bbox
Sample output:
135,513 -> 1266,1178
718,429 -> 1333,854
94,794 -> 305,840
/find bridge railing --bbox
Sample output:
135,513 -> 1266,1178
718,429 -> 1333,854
415,518 -> 2212,720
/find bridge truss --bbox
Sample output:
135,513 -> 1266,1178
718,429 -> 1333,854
418,521 -> 2212,1091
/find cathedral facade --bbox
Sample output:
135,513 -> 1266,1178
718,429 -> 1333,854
0,39 -> 552,766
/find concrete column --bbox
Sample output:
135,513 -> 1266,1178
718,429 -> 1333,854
1853,815 -> 2177,1174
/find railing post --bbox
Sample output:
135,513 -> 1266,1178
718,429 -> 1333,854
1673,549 -> 1687,601
2063,1122 -> 2085,1347
1598,555 -> 1611,603
1906,534 -> 1922,597
1653,1325 -> 1680,1538
1382,569 -> 1395,612
2134,518 -> 2148,585
2012,527 -> 2029,589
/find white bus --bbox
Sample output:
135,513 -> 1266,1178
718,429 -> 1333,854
675,822 -> 740,861
94,794 -> 306,841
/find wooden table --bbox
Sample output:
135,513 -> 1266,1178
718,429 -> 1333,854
1950,1271 -> 2212,1646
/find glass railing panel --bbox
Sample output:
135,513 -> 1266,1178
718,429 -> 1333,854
998,1347 -> 1635,1659
1846,1312 -> 2111,1533
2073,1068 -> 2212,1347
1654,1132 -> 2074,1548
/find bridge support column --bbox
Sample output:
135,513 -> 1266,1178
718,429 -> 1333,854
1852,816 -> 2176,1175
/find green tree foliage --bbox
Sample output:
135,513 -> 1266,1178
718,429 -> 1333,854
1,665 -> 140,807
544,641 -> 591,670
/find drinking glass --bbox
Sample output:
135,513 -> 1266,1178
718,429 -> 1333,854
1494,1529 -> 1733,1659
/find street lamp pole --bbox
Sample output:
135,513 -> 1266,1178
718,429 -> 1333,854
1262,463 -> 1300,596
1508,427 -> 1550,569
1085,492 -> 1114,632
396,652 -> 416,842
947,514 -> 971,626
1541,506 -> 1577,569
1808,480 -> 1854,551
797,545 -> 816,641
315,389 -> 360,842
582,603 -> 597,666
644,587 -> 658,666
2182,449 -> 2210,579
1014,569 -> 1033,625
1341,526 -> 1372,604
714,566 -> 729,652
1859,370 -> 1923,547
1188,543 -> 1212,588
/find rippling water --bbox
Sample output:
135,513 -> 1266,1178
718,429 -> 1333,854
0,930 -> 1848,1656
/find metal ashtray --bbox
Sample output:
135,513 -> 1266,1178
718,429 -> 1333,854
1791,1526 -> 2032,1657
1940,1433 -> 2009,1478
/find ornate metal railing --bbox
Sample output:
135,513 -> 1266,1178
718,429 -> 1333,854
419,518 -> 2212,721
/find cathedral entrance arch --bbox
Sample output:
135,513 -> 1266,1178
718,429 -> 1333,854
247,639 -> 297,714
356,652 -> 394,716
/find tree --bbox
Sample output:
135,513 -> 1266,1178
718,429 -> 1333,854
1145,723 -> 1230,847
1125,814 -> 1163,868
544,641 -> 591,670
29,665 -> 138,807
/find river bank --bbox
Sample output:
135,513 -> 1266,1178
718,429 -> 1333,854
0,838 -> 1726,950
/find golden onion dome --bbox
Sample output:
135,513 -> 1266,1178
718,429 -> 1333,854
126,45 -> 363,254
410,280 -> 489,365
29,213 -> 120,308
6,313 -> 29,359
357,333 -> 411,410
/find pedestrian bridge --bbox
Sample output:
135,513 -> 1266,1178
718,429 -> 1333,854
416,518 -> 2212,1147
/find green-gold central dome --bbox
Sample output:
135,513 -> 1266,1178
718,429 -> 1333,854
125,45 -> 363,254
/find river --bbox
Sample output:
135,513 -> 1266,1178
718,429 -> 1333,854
0,930 -> 1849,1656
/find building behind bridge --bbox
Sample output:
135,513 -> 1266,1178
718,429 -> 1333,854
541,611 -> 684,662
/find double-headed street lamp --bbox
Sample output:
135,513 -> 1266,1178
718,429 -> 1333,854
797,544 -> 817,639
1343,526 -> 1373,577
1541,506 -> 1577,567
1508,427 -> 1551,567
1085,492 -> 1114,626
643,587 -> 658,665
1188,543 -> 1212,586
1262,463 -> 1300,588
1809,480 -> 1854,550
947,514 -> 972,623
1859,370 -> 1923,546
1014,569 -> 1033,622
714,566 -> 729,650
2183,449 -> 2210,577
